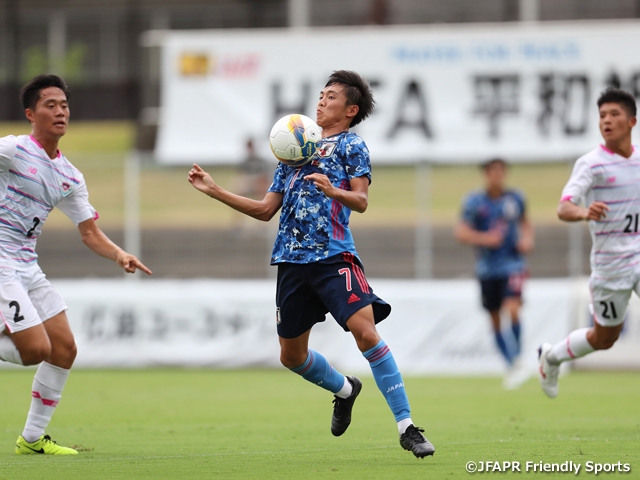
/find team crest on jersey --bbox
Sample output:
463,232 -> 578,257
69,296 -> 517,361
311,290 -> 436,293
316,143 -> 337,158
502,197 -> 519,220
60,181 -> 72,197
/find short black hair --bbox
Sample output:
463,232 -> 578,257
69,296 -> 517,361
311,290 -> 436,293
20,74 -> 70,111
325,70 -> 375,127
597,87 -> 636,117
481,158 -> 507,170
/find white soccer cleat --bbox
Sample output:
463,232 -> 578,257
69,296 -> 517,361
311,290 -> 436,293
537,343 -> 559,398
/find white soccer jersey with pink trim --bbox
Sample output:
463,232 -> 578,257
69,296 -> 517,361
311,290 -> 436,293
0,135 -> 96,269
561,144 -> 640,276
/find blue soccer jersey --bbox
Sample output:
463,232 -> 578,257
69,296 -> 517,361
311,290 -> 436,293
461,189 -> 527,279
268,131 -> 371,264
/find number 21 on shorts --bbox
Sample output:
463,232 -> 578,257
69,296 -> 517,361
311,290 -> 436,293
599,300 -> 618,320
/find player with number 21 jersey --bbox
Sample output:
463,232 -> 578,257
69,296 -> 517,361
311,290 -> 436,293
538,88 -> 640,399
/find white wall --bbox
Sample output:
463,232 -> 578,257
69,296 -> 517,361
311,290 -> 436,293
20,278 -> 583,374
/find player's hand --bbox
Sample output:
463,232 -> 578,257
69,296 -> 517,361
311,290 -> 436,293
304,173 -> 336,198
516,236 -> 534,254
117,252 -> 152,275
188,164 -> 217,196
483,228 -> 504,249
586,201 -> 609,221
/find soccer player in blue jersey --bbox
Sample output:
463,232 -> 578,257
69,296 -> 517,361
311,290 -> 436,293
455,159 -> 534,389
188,70 -> 434,458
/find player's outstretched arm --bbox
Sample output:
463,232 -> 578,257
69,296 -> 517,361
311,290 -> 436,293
188,163 -> 283,221
304,173 -> 369,213
454,221 -> 504,249
78,218 -> 152,275
557,200 -> 608,222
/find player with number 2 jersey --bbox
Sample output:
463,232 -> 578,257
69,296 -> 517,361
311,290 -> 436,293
0,75 -> 151,456
538,88 -> 640,398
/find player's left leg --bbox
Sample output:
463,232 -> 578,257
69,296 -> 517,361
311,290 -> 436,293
18,268 -> 77,454
481,278 -> 516,365
538,278 -> 629,398
346,307 -> 435,458
15,311 -> 77,454
503,297 -> 522,357
504,270 -> 527,357
501,297 -> 531,390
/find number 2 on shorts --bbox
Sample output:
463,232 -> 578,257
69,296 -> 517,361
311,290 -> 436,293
338,268 -> 352,292
9,300 -> 24,323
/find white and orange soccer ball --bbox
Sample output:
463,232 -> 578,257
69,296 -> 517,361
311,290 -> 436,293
269,114 -> 322,167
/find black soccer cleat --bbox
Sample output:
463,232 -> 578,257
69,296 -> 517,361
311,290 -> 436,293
400,425 -> 436,459
331,375 -> 362,436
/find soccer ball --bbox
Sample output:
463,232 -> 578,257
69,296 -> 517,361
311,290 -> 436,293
269,114 -> 322,167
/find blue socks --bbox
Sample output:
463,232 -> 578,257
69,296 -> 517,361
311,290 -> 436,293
494,322 -> 521,365
494,331 -> 515,365
290,350 -> 345,394
363,339 -> 411,422
511,322 -> 521,356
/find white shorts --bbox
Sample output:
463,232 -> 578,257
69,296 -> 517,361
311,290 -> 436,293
0,266 -> 67,334
589,269 -> 640,327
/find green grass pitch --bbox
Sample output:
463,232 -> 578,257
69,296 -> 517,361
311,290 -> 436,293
0,369 -> 638,479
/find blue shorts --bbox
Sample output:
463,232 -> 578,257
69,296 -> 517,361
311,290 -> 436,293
480,270 -> 527,312
275,253 -> 391,339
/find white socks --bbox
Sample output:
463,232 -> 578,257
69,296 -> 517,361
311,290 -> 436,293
335,376 -> 353,399
22,362 -> 70,443
0,335 -> 23,365
547,328 -> 595,366
398,418 -> 414,434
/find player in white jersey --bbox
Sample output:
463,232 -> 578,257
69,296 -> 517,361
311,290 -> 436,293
0,75 -> 151,454
538,88 -> 639,398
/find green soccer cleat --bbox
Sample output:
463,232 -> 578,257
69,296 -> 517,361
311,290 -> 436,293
15,434 -> 78,455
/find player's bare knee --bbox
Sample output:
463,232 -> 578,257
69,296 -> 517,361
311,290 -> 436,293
20,342 -> 52,366
61,339 -> 78,362
353,329 -> 380,352
50,337 -> 77,366
280,349 -> 306,369
592,336 -> 618,350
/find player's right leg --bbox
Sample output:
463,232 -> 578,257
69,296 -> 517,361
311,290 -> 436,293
276,264 -> 357,435
481,278 -> 516,365
538,278 -> 629,398
279,332 -> 359,434
501,295 -> 531,390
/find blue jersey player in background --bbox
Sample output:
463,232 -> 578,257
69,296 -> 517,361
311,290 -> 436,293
188,70 -> 434,459
455,158 -> 534,389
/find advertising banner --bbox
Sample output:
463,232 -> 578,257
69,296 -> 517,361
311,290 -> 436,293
0,278 -> 576,374
155,21 -> 640,165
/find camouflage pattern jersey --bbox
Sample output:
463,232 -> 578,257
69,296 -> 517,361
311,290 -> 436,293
268,131 -> 372,265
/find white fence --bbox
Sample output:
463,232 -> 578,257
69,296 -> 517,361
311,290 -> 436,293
37,278 -> 580,373
5,276 -> 639,372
